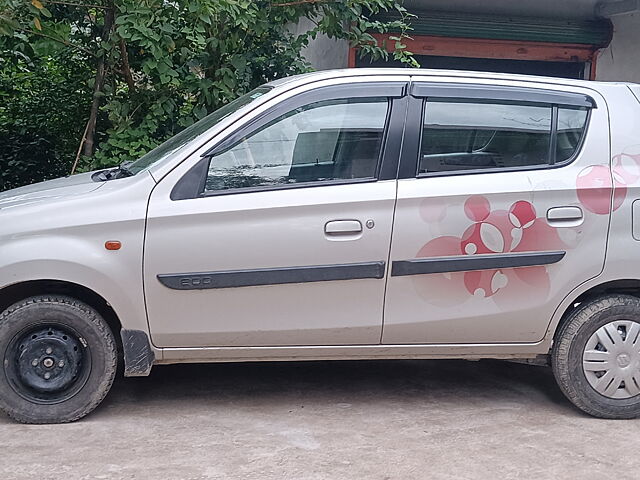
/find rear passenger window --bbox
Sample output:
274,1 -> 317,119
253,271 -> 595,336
419,100 -> 588,174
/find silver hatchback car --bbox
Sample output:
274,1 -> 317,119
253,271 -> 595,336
2,68 -> 640,423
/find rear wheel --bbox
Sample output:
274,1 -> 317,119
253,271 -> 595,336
0,296 -> 117,423
552,294 -> 640,419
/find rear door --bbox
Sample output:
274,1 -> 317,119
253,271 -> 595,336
383,80 -> 611,344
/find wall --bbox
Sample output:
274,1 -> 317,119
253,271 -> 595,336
596,13 -> 640,83
293,18 -> 349,71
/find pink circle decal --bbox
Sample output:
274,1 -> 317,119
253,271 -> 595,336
463,270 -> 506,298
613,154 -> 640,185
461,222 -> 505,255
464,195 -> 490,222
576,165 -> 614,215
417,235 -> 462,258
508,201 -> 536,228
419,198 -> 448,223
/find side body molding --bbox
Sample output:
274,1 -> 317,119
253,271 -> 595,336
391,251 -> 566,277
157,261 -> 387,290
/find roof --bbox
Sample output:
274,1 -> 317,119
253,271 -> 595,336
268,68 -> 634,90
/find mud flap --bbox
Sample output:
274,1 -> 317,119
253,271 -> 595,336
120,329 -> 155,377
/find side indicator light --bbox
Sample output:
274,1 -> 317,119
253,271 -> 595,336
105,241 -> 122,251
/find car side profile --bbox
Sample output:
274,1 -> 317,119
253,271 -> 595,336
2,68 -> 640,423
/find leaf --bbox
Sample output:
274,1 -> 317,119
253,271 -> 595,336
230,56 -> 246,71
33,17 -> 42,31
155,61 -> 169,74
193,105 -> 207,119
31,0 -> 44,9
0,16 -> 19,36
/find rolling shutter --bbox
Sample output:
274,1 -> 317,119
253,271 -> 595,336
375,10 -> 613,47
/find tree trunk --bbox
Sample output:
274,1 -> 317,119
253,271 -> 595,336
81,62 -> 105,158
119,38 -> 135,92
81,2 -> 114,159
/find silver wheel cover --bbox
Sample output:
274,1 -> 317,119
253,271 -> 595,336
582,320 -> 640,399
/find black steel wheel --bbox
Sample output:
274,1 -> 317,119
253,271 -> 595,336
0,296 -> 117,424
5,325 -> 92,405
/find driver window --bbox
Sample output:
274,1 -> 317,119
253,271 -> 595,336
204,97 -> 388,192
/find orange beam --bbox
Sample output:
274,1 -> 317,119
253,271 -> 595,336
368,33 -> 597,64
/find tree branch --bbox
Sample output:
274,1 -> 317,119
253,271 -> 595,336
271,0 -> 329,6
17,27 -> 97,58
70,118 -> 91,175
118,37 -> 135,91
44,0 -> 109,9
81,0 -> 114,157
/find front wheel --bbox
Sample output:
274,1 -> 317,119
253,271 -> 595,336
552,294 -> 640,419
0,296 -> 117,424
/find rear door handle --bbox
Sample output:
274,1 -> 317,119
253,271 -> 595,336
547,206 -> 583,225
324,220 -> 363,235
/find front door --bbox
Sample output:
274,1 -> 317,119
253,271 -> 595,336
383,80 -> 611,344
144,81 -> 407,347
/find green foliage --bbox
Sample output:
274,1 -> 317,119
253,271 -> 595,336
0,0 -> 415,189
0,50 -> 92,190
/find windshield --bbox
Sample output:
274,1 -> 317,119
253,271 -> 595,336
127,86 -> 272,175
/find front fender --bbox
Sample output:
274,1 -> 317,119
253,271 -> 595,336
0,233 -> 149,335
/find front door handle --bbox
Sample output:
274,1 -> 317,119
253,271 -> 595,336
547,206 -> 583,225
324,220 -> 363,235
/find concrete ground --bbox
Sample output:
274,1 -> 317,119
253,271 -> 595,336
1,359 -> 639,480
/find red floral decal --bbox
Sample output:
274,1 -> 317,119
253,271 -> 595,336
414,196 -> 567,304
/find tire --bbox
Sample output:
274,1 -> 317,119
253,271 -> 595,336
0,295 -> 118,424
552,294 -> 640,419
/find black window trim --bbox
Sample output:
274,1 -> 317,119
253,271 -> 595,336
401,84 -> 593,180
171,82 -> 407,200
410,83 -> 597,108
